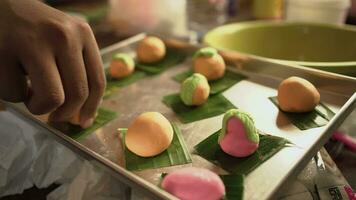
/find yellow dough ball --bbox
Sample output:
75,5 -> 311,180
277,76 -> 320,113
109,53 -> 135,79
193,47 -> 225,81
125,112 -> 173,157
137,36 -> 166,63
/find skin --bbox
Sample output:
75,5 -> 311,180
278,76 -> 320,113
0,0 -> 105,128
69,112 -> 81,126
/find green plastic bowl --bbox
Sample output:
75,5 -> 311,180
204,21 -> 356,77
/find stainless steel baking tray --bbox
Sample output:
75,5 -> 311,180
3,33 -> 356,200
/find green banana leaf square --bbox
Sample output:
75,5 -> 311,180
174,69 -> 246,94
104,70 -> 147,98
59,108 -> 118,140
269,96 -> 335,130
162,93 -> 236,124
195,130 -> 290,175
136,49 -> 187,75
221,174 -> 244,200
120,123 -> 192,171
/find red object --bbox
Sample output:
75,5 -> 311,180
344,186 -> 356,200
332,131 -> 356,152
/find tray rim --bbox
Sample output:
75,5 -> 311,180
2,33 -> 356,200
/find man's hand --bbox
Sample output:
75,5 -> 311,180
0,0 -> 105,128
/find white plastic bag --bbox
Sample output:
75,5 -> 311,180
0,112 -> 37,196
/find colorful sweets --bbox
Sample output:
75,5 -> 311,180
278,76 -> 320,113
161,167 -> 225,200
193,47 -> 226,81
137,36 -> 166,63
180,73 -> 210,106
109,53 -> 135,79
219,109 -> 259,157
125,112 -> 173,157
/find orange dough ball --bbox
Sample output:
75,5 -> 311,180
192,84 -> 210,106
193,47 -> 225,81
277,76 -> 320,113
136,36 -> 166,63
125,112 -> 173,157
109,53 -> 135,79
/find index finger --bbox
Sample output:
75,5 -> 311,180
80,24 -> 106,127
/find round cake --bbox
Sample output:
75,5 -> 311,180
137,36 -> 166,63
125,112 -> 173,157
193,47 -> 226,80
219,109 -> 259,157
277,76 -> 320,113
109,53 -> 135,79
180,73 -> 210,106
161,167 -> 225,200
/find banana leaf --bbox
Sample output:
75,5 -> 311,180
136,49 -> 187,75
174,69 -> 247,94
194,130 -> 290,175
103,49 -> 186,98
160,173 -> 244,200
58,108 -> 118,140
120,123 -> 192,171
162,93 -> 236,124
269,96 -> 335,130
104,70 -> 147,98
221,174 -> 244,200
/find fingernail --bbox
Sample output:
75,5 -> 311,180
81,118 -> 94,129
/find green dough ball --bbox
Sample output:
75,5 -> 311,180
112,53 -> 134,66
180,73 -> 209,106
193,47 -> 218,59
219,109 -> 259,144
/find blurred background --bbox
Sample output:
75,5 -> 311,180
44,0 -> 356,44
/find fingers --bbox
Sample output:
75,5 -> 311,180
15,16 -> 104,128
49,42 -> 89,123
21,49 -> 65,115
80,24 -> 106,127
0,56 -> 28,102
0,1 -> 105,125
